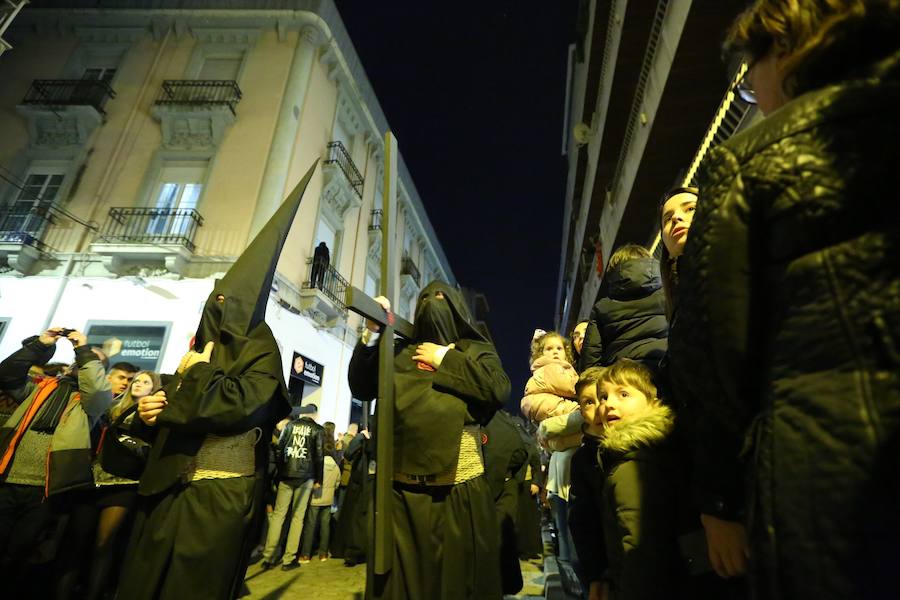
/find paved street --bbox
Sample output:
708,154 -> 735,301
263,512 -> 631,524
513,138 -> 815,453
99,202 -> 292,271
242,557 -> 546,599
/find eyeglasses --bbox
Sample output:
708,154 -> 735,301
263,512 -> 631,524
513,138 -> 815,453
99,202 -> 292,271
734,66 -> 757,105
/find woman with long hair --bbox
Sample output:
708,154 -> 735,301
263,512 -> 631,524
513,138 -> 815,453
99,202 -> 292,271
89,370 -> 160,599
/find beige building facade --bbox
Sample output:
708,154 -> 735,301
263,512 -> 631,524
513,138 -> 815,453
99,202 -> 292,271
0,1 -> 454,428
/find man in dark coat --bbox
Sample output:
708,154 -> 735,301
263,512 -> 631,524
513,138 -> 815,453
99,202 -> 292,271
117,163 -> 317,600
667,6 -> 900,598
311,241 -> 330,290
260,404 -> 325,570
349,280 -> 510,599
580,245 -> 668,372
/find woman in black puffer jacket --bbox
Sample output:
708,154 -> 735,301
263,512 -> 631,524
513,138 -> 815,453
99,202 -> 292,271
580,245 -> 669,372
667,2 -> 900,599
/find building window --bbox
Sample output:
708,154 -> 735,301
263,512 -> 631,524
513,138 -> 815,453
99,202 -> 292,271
14,171 -> 65,208
333,118 -> 354,156
148,162 -> 207,235
1,164 -> 68,239
313,218 -> 339,265
82,67 -> 117,84
198,54 -> 244,81
364,271 -> 378,298
64,43 -> 128,85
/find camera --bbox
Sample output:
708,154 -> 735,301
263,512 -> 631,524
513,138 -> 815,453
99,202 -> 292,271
58,328 -> 76,337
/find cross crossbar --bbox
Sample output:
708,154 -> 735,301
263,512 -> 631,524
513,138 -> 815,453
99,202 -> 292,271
345,286 -> 414,340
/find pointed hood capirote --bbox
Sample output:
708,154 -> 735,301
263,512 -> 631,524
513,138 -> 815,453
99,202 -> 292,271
193,160 -> 318,374
140,162 -> 319,497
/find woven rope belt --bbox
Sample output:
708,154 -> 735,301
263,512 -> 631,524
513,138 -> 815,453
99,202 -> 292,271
182,428 -> 261,482
394,425 -> 485,486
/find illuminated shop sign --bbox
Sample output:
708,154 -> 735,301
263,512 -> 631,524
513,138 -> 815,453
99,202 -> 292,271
290,351 -> 324,386
85,321 -> 171,372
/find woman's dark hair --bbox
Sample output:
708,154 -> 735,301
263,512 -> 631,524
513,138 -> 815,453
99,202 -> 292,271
723,0 -> 900,97
658,186 -> 699,320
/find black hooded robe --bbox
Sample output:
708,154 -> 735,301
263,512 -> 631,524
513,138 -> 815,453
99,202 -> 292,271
117,164 -> 315,600
117,327 -> 288,600
348,282 -> 510,600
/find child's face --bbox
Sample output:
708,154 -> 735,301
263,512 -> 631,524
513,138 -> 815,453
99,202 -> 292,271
542,336 -> 566,362
578,385 -> 604,436
598,380 -> 653,428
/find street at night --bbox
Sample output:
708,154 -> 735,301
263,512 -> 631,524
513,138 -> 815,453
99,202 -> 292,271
0,1 -> 898,599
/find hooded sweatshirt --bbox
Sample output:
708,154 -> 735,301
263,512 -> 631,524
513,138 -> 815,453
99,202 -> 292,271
580,256 -> 668,372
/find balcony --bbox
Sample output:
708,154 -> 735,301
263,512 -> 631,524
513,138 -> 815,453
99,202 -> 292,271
154,80 -> 242,116
21,79 -> 116,114
151,81 -> 242,150
324,141 -> 364,199
90,207 -> 204,274
0,208 -> 54,274
17,80 -> 115,148
298,257 -> 349,328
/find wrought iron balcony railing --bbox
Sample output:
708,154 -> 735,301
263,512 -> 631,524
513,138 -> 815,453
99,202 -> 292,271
302,256 -> 349,313
369,209 -> 383,231
155,80 -> 243,115
97,207 -> 204,252
324,141 -> 364,199
0,207 -> 53,253
401,255 -> 421,286
21,79 -> 116,114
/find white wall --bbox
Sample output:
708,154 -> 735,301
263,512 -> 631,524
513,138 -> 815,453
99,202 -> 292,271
0,276 -> 355,430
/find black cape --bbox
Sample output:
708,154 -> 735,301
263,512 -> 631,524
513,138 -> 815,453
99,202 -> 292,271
119,162 -> 317,600
348,280 -> 511,599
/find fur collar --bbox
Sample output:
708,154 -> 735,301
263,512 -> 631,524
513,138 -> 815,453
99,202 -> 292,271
600,403 -> 674,455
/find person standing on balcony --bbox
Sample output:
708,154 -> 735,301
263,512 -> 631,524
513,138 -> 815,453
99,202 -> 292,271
311,241 -> 330,290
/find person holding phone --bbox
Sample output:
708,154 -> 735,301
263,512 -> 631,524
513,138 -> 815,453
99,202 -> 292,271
0,327 -> 113,591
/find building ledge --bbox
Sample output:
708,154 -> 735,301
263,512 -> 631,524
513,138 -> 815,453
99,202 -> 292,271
0,243 -> 42,275
298,287 -> 345,326
89,242 -> 193,275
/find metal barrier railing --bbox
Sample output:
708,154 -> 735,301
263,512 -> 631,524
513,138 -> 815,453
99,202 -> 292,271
21,79 -> 116,114
324,141 -> 364,199
302,256 -> 350,313
155,80 -> 243,115
98,206 -> 204,252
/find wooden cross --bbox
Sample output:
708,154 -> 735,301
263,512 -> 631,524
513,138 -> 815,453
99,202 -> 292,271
343,131 -> 410,599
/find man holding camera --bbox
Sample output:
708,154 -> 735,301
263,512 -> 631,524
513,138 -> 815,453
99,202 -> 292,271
0,327 -> 113,584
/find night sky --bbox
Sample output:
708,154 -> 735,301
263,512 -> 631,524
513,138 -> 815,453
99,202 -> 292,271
336,2 -> 577,411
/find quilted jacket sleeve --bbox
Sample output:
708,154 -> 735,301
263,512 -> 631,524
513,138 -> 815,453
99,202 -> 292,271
668,144 -> 760,519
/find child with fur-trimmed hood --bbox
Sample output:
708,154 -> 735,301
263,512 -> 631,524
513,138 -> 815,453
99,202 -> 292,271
519,330 -> 582,451
574,359 -> 685,600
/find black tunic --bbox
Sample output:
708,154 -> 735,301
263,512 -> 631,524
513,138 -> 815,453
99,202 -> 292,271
118,326 -> 288,600
348,292 -> 510,599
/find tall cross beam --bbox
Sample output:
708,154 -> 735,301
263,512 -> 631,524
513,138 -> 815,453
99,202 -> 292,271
342,131 -> 406,599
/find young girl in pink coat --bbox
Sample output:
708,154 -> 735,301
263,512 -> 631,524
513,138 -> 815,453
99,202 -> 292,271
520,330 -> 582,450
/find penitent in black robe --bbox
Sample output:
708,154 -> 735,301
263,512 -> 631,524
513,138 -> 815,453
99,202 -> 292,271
118,326 -> 288,600
118,163 -> 315,600
348,281 -> 511,600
